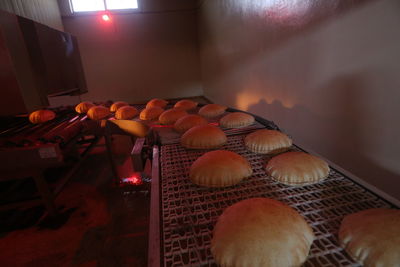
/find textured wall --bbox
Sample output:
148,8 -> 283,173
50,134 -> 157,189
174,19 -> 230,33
0,0 -> 63,30
199,0 -> 400,199
61,10 -> 202,104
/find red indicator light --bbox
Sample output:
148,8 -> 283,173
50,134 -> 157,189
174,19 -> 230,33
122,175 -> 143,186
102,14 -> 110,21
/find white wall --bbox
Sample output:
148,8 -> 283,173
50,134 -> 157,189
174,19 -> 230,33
199,0 -> 400,200
59,9 -> 202,106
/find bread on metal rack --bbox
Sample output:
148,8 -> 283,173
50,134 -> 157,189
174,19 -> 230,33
220,112 -> 255,128
189,150 -> 252,187
245,129 -> 292,154
198,104 -> 227,118
181,125 -> 227,149
339,208 -> 400,266
266,151 -> 329,186
212,198 -> 314,267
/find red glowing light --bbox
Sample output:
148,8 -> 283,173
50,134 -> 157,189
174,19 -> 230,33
102,14 -> 110,21
122,175 -> 143,185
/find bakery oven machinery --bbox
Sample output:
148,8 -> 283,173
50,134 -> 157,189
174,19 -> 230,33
0,107 -> 100,216
146,104 -> 399,267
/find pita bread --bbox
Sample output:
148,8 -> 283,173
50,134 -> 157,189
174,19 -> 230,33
139,106 -> 164,121
245,129 -> 292,154
212,198 -> 314,267
174,99 -> 198,110
220,112 -> 255,128
189,150 -> 252,187
173,114 -> 208,133
181,125 -> 227,149
159,108 -> 188,125
266,151 -> 329,186
198,104 -> 227,118
339,208 -> 400,266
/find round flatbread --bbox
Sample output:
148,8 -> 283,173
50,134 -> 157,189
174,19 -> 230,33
266,151 -> 329,186
110,101 -> 128,112
212,198 -> 314,267
174,99 -> 198,110
139,106 -> 164,121
220,112 -> 255,128
75,102 -> 95,114
181,125 -> 227,149
245,129 -> 292,154
198,104 -> 227,118
115,106 -> 138,120
87,106 -> 110,120
174,114 -> 208,133
159,108 -> 188,125
339,208 -> 400,266
146,98 -> 168,109
189,150 -> 252,187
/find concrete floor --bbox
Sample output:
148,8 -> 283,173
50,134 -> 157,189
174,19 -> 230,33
0,145 -> 149,266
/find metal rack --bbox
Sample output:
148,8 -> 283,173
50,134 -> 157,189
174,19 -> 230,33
155,134 -> 394,267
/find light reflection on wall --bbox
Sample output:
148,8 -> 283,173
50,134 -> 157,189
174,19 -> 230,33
236,0 -> 339,26
235,90 -> 296,111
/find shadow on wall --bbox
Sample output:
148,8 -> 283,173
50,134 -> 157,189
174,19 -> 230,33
245,74 -> 400,199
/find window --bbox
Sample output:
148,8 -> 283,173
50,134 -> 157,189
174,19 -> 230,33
70,0 -> 138,13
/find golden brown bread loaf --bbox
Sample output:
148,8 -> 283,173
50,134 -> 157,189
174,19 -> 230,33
75,102 -> 95,114
181,125 -> 227,149
211,198 -> 314,267
139,106 -> 164,121
174,99 -> 198,110
159,108 -> 188,125
110,101 -> 128,112
146,98 -> 168,109
87,106 -> 111,120
339,208 -> 400,266
29,110 -> 56,124
115,106 -> 138,120
173,114 -> 208,133
220,112 -> 255,128
245,129 -> 292,154
266,151 -> 329,186
198,104 -> 227,118
189,150 -> 252,187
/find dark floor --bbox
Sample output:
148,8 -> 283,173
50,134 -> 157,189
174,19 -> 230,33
0,144 -> 149,266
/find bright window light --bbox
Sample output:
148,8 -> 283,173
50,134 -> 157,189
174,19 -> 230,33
71,0 -> 105,12
106,0 -> 138,10
70,0 -> 138,13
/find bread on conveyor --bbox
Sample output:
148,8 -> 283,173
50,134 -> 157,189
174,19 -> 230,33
339,208 -> 400,266
29,110 -> 56,124
198,104 -> 227,118
173,114 -> 208,133
174,99 -> 198,111
220,112 -> 255,128
266,151 -> 329,186
159,108 -> 188,125
139,106 -> 164,121
245,129 -> 292,154
115,106 -> 138,120
181,125 -> 227,149
146,98 -> 168,109
211,198 -> 314,267
75,101 -> 95,114
110,101 -> 128,112
87,106 -> 111,120
189,150 -> 252,187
